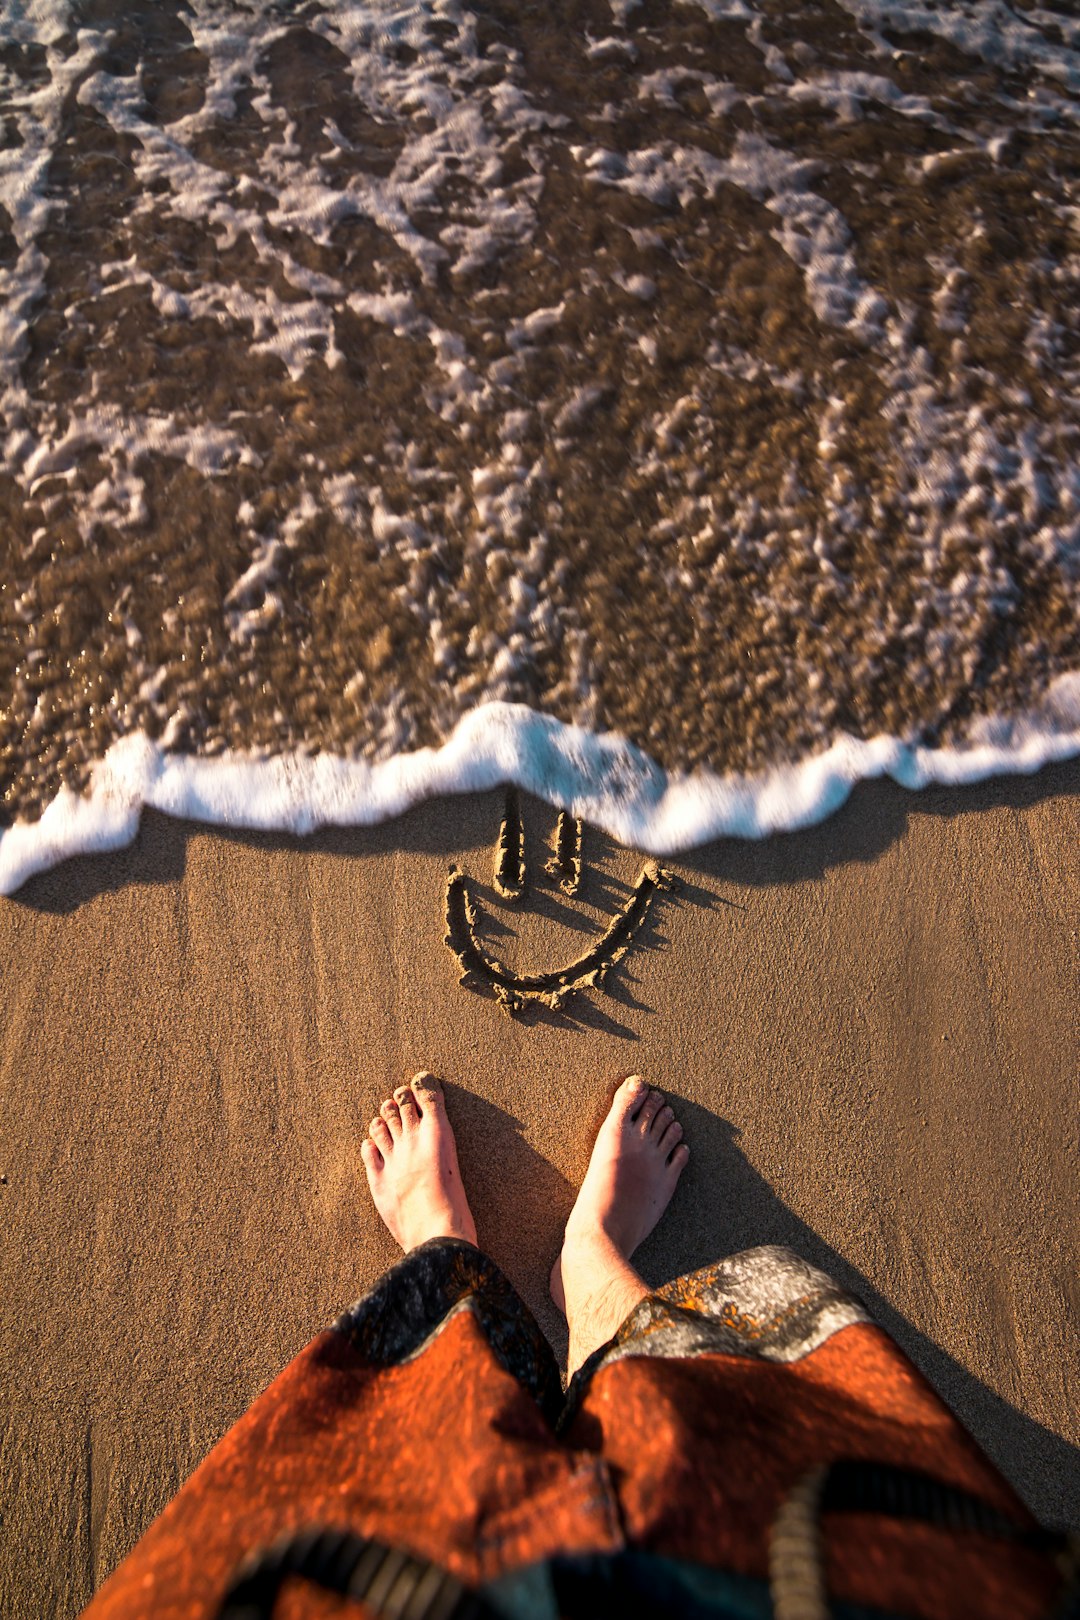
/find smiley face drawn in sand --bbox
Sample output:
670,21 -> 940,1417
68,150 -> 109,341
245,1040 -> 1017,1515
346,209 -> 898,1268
443,788 -> 675,1017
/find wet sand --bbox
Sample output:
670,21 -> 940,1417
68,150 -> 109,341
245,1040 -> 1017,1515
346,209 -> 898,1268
1,762 -> 1077,1617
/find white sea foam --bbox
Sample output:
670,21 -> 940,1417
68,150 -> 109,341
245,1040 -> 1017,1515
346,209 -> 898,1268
2,683 -> 1078,897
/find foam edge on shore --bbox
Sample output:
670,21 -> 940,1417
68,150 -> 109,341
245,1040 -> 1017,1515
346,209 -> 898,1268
3,675 -> 1079,897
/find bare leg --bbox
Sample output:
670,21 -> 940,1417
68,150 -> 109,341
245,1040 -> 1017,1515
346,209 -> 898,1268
361,1072 -> 477,1251
552,1076 -> 689,1378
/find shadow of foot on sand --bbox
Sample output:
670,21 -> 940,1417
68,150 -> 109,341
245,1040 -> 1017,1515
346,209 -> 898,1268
631,1099 -> 1080,1534
440,1082 -> 576,1350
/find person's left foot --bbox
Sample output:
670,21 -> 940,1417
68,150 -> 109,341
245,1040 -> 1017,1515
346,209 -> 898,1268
551,1076 -> 688,1315
361,1073 -> 477,1251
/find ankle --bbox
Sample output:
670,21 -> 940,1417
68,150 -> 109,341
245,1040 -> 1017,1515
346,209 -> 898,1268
560,1234 -> 649,1376
566,1269 -> 649,1376
562,1216 -> 627,1266
404,1220 -> 476,1252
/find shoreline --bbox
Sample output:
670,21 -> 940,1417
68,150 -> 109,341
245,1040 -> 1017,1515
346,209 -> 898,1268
3,685 -> 1080,896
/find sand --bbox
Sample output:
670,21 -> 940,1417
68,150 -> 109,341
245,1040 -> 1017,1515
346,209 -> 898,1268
1,763 -> 1077,1617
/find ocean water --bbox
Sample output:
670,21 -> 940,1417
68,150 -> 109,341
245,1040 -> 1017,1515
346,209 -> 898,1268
1,0 -> 1078,892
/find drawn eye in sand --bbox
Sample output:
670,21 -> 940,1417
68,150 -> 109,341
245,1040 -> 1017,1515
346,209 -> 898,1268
443,788 -> 675,1017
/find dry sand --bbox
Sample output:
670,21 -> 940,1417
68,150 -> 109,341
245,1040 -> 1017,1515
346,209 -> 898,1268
1,763 -> 1078,1617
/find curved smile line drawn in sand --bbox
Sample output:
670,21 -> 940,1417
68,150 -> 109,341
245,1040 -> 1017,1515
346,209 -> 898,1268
444,788 -> 675,1016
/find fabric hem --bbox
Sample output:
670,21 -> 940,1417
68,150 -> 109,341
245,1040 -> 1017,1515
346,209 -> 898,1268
333,1237 -> 565,1426
561,1243 -> 870,1427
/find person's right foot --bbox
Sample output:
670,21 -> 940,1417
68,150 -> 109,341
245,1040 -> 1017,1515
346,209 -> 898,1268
361,1072 -> 477,1252
551,1075 -> 689,1319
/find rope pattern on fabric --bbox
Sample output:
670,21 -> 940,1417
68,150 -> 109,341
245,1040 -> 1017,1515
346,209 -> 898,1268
216,1527 -> 487,1620
768,1460 -> 1080,1620
768,1463 -> 829,1620
215,1469 -> 1080,1619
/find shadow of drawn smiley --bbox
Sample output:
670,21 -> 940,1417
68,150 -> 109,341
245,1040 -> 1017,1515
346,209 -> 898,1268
443,787 -> 675,1017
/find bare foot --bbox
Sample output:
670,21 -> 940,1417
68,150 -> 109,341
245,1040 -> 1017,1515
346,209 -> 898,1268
552,1075 -> 689,1374
361,1073 -> 477,1252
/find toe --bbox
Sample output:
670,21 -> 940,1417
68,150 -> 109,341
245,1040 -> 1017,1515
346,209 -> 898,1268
613,1074 -> 648,1124
659,1119 -> 683,1155
669,1142 -> 690,1174
412,1071 -> 443,1112
651,1104 -> 674,1139
369,1117 -> 393,1153
637,1088 -> 664,1132
380,1098 -> 402,1138
395,1084 -> 420,1127
360,1138 -> 383,1175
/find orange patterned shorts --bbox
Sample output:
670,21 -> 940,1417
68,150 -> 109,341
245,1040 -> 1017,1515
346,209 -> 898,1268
82,1241 -> 1069,1620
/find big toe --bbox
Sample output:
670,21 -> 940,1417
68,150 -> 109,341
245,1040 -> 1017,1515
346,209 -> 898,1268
412,1072 -> 444,1115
